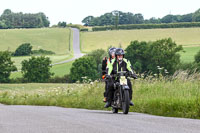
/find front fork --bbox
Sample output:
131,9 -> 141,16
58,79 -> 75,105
120,85 -> 130,102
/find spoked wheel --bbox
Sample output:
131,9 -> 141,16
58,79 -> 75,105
122,90 -> 130,114
112,107 -> 118,113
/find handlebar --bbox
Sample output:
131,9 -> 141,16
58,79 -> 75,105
105,71 -> 137,79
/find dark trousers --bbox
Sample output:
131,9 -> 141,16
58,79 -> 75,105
103,81 -> 108,97
107,78 -> 133,102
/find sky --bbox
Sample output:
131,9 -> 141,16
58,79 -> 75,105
0,0 -> 200,25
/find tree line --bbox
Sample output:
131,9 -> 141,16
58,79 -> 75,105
0,9 -> 50,29
82,9 -> 200,26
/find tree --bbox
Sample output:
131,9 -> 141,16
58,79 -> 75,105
179,13 -> 193,22
14,43 -> 32,56
0,51 -> 17,83
0,9 -> 50,29
146,17 -> 161,24
21,56 -> 53,82
125,41 -> 149,73
125,38 -> 183,75
0,20 -> 7,28
161,15 -> 175,23
58,21 -> 67,27
87,49 -> 107,76
146,38 -> 183,74
133,13 -> 144,24
82,16 -> 94,26
70,56 -> 98,82
192,9 -> 200,22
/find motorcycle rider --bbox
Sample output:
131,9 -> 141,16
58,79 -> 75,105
102,47 -> 116,102
104,48 -> 137,108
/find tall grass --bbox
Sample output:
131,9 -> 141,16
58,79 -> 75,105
0,71 -> 200,119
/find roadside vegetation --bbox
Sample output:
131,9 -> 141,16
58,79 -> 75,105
0,73 -> 199,119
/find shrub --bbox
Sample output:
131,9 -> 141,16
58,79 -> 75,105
69,56 -> 98,82
21,56 -> 54,82
14,43 -> 32,56
49,75 -> 72,83
0,51 -> 17,83
32,49 -> 55,55
80,28 -> 89,32
92,22 -> 200,31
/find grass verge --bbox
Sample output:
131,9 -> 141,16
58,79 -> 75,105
0,76 -> 199,119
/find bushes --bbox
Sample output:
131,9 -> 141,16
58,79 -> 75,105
13,43 -> 55,56
32,49 -> 55,55
69,56 -> 98,82
0,51 -> 17,83
80,28 -> 89,32
69,49 -> 107,83
21,56 -> 54,82
14,43 -> 32,56
86,49 -> 107,75
92,22 -> 200,31
49,75 -> 72,83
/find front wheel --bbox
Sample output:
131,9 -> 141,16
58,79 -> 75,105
122,90 -> 130,114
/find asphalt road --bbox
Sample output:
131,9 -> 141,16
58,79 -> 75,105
0,104 -> 200,133
53,28 -> 84,65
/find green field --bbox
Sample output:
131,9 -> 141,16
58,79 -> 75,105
180,46 -> 200,63
11,60 -> 74,79
0,28 -> 73,78
0,28 -> 71,54
81,28 -> 200,62
81,28 -> 200,52
11,54 -> 73,70
50,61 -> 74,77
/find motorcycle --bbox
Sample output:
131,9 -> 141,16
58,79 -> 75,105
107,71 -> 136,114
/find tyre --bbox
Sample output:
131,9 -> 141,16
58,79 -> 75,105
112,107 -> 118,113
122,90 -> 130,114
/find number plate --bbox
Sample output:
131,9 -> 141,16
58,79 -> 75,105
120,76 -> 127,85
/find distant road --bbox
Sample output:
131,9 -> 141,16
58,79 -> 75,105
0,104 -> 200,133
52,28 -> 84,65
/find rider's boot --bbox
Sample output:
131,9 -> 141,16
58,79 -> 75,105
130,100 -> 134,106
104,101 -> 111,108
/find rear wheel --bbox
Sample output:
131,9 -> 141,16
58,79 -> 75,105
122,90 -> 130,114
112,108 -> 118,113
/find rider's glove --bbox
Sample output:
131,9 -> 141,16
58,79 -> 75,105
102,75 -> 106,79
131,74 -> 137,79
105,75 -> 111,79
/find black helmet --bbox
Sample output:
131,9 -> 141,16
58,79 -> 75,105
115,48 -> 125,56
108,47 -> 116,56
